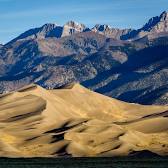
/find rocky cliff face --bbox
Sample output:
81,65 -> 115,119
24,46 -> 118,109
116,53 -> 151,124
142,11 -> 168,33
122,11 -> 168,40
61,21 -> 89,37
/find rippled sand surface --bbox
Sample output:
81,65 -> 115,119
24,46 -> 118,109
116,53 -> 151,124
0,84 -> 168,157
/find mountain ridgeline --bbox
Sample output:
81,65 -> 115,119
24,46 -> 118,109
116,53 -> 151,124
0,11 -> 168,105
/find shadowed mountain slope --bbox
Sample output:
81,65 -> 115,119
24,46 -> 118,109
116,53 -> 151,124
0,11 -> 168,105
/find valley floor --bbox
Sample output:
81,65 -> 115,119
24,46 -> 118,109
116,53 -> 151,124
0,157 -> 168,168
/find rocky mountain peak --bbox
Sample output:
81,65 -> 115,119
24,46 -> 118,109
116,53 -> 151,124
41,23 -> 58,30
61,21 -> 88,37
64,21 -> 86,31
93,24 -> 111,32
141,11 -> 168,32
124,11 -> 168,40
37,23 -> 59,36
160,11 -> 168,21
92,24 -> 133,40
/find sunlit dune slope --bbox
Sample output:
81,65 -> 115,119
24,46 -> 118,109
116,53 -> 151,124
0,84 -> 168,157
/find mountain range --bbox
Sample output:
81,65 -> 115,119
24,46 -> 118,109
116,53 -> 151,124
7,11 -> 168,43
0,11 -> 168,105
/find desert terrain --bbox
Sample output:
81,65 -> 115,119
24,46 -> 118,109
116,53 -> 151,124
0,84 -> 168,157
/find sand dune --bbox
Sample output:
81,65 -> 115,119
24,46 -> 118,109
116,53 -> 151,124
0,83 -> 168,157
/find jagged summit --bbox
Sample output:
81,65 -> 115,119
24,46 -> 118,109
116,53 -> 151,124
62,21 -> 89,37
40,23 -> 60,32
92,24 -> 133,39
160,11 -> 168,21
64,21 -> 86,29
142,16 -> 161,31
41,23 -> 57,28
142,11 -> 168,31
93,24 -> 111,31
8,23 -> 60,43
124,11 -> 168,40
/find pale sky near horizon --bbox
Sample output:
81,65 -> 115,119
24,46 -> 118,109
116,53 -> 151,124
0,0 -> 168,44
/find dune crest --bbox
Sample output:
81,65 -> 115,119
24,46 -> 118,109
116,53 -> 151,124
0,84 -> 168,157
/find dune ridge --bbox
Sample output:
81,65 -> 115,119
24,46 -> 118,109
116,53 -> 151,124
0,84 -> 168,157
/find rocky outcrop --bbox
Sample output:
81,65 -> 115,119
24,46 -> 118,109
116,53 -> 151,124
92,24 -> 133,40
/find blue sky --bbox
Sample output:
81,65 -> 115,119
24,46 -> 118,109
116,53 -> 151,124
0,0 -> 168,44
